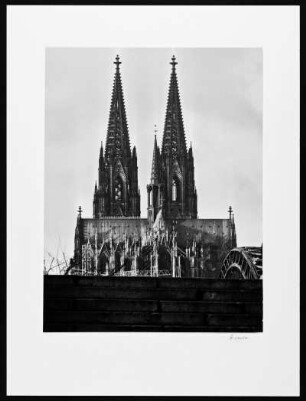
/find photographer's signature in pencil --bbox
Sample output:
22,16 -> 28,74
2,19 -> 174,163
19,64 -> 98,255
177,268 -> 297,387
229,334 -> 248,340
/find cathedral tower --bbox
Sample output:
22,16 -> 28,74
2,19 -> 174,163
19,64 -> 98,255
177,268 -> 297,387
147,130 -> 162,225
147,56 -> 197,222
93,55 -> 140,217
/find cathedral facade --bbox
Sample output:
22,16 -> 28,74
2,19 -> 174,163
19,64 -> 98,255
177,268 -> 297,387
72,55 -> 237,278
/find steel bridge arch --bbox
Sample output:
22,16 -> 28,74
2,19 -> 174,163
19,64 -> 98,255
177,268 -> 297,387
220,247 -> 262,280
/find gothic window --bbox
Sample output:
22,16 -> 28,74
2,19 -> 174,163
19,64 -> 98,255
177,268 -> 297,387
172,179 -> 177,201
114,177 -> 123,202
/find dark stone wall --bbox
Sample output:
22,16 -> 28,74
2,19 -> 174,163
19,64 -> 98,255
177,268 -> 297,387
44,276 -> 263,332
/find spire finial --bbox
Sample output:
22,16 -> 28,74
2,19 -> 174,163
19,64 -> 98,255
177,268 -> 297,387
154,124 -> 158,138
228,206 -> 233,220
151,128 -> 160,185
78,205 -> 82,218
114,54 -> 122,69
170,55 -> 178,69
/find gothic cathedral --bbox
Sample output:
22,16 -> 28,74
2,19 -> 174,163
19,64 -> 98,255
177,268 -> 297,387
72,55 -> 236,278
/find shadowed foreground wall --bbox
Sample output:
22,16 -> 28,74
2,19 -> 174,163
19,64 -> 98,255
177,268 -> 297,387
44,276 -> 262,332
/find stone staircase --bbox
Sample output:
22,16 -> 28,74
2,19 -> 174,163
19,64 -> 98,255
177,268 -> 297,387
44,276 -> 262,332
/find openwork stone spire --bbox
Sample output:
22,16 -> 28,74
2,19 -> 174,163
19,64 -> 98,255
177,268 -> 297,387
147,55 -> 197,221
93,55 -> 140,218
161,55 -> 187,159
105,55 -> 131,161
151,127 -> 160,184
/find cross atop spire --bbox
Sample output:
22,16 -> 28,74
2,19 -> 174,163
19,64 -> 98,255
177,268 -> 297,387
114,54 -> 122,69
228,206 -> 233,220
170,55 -> 178,69
154,124 -> 158,137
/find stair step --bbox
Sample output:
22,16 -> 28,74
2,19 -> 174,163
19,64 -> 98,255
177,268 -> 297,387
45,287 -> 262,302
44,310 -> 262,327
45,276 -> 262,290
160,301 -> 262,314
44,276 -> 263,332
44,323 -> 262,333
45,299 -> 262,315
46,299 -> 159,312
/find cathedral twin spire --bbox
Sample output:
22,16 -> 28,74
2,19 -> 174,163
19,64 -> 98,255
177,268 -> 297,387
105,55 -> 131,162
93,55 -> 140,218
94,54 -> 197,221
162,56 -> 187,159
148,55 -> 197,221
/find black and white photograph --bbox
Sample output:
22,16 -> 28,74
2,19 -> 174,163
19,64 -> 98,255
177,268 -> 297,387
44,47 -> 263,332
7,5 -> 299,397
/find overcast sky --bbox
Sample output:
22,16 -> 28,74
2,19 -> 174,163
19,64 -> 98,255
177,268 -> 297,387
45,48 -> 262,259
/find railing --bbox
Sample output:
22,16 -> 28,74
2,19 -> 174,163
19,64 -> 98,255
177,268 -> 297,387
68,268 -> 173,277
113,269 -> 172,277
